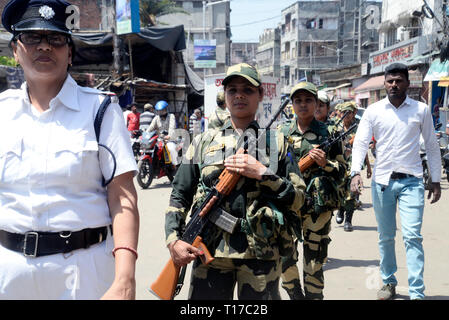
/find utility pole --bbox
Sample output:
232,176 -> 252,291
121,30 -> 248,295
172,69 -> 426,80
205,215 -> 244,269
357,0 -> 362,64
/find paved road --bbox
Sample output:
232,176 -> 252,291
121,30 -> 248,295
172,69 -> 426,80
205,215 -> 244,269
135,169 -> 449,300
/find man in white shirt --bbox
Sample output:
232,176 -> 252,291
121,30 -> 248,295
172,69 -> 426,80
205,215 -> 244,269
350,63 -> 441,300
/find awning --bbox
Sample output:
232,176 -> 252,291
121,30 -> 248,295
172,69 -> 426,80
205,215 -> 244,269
424,58 -> 449,81
72,25 -> 186,52
354,75 -> 385,93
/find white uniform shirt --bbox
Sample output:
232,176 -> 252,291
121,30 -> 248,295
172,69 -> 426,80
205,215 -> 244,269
0,75 -> 137,234
351,96 -> 441,185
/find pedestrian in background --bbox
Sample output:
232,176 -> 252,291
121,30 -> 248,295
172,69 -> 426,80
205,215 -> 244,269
189,108 -> 202,139
350,63 -> 441,300
126,102 -> 140,133
279,82 -> 346,300
165,63 -> 305,299
139,103 -> 155,132
0,0 -> 139,299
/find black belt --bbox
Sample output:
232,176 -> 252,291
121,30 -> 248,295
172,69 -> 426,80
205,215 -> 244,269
390,172 -> 415,180
0,226 -> 108,258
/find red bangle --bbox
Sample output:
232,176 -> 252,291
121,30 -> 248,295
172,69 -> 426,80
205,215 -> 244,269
112,246 -> 138,260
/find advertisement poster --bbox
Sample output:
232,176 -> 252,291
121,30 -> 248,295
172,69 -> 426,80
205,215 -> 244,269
116,0 -> 140,35
204,74 -> 281,129
194,39 -> 217,69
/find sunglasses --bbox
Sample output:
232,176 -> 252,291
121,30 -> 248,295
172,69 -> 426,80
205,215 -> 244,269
16,32 -> 70,47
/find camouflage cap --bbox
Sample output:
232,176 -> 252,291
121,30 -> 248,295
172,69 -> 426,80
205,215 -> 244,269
290,82 -> 318,99
317,90 -> 330,104
216,91 -> 225,104
339,101 -> 358,112
222,63 -> 261,87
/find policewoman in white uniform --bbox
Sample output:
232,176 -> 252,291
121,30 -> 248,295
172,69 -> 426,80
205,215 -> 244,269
0,0 -> 139,299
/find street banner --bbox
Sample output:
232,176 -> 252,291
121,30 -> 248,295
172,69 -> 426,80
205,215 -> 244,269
116,0 -> 140,35
204,74 -> 281,129
194,39 -> 217,69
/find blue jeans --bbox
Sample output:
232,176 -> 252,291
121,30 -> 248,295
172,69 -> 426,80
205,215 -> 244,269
371,177 -> 425,299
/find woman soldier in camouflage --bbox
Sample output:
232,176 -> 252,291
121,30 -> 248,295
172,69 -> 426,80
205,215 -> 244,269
280,82 -> 346,300
333,101 -> 372,231
164,63 -> 305,299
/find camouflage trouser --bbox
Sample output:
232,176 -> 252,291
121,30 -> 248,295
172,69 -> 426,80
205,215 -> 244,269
281,210 -> 332,300
188,257 -> 282,300
340,177 -> 356,215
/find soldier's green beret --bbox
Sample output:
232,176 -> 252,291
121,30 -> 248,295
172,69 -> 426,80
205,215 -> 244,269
222,63 -> 261,87
290,82 -> 318,99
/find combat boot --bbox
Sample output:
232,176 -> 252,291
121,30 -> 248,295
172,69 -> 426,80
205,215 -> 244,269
336,208 -> 344,224
344,210 -> 354,232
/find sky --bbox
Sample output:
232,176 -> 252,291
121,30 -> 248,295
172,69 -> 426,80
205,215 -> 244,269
230,0 -> 301,42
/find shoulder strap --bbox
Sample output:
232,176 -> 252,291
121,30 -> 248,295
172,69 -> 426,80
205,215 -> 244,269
93,95 -> 115,187
94,95 -> 112,142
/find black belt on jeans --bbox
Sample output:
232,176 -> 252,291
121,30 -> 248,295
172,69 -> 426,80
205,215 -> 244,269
390,172 -> 415,180
0,226 -> 108,258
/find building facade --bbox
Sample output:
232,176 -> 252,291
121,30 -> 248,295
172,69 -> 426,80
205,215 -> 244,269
158,0 -> 231,77
230,42 -> 258,65
359,0 -> 444,105
278,0 -> 382,94
256,28 -> 281,78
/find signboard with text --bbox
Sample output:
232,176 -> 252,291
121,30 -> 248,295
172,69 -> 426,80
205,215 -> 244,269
204,74 -> 281,129
116,0 -> 140,35
368,36 -> 431,75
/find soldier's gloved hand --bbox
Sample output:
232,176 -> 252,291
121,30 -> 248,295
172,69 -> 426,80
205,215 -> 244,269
350,175 -> 363,195
224,153 -> 267,180
168,240 -> 204,267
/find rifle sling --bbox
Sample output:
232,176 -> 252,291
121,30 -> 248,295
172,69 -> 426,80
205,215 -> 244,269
174,265 -> 187,298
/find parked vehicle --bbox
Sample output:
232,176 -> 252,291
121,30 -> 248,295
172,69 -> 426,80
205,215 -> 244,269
136,131 -> 178,189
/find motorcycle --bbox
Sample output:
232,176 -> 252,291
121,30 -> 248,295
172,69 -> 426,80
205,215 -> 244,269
136,130 -> 178,189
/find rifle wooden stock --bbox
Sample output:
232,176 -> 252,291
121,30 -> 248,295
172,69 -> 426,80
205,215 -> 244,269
298,152 -> 318,173
150,236 -> 214,300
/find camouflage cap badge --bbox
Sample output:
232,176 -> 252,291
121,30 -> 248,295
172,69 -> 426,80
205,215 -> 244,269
222,63 -> 261,87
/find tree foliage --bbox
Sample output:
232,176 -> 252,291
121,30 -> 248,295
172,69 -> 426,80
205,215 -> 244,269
0,56 -> 18,67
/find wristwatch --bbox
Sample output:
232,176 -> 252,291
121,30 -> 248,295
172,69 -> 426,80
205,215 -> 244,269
350,171 -> 360,178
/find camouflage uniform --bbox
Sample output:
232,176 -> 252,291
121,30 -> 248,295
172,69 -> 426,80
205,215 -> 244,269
333,102 -> 360,231
165,118 -> 306,299
208,106 -> 230,130
208,91 -> 230,130
280,83 -> 346,300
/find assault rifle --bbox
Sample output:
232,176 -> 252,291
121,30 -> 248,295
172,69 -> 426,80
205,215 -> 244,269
298,118 -> 357,173
150,99 -> 290,300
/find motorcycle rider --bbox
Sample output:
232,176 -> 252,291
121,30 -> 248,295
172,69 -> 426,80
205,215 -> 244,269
147,100 -> 179,166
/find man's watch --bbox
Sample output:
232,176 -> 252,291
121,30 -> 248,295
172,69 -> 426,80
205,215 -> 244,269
350,171 -> 360,178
